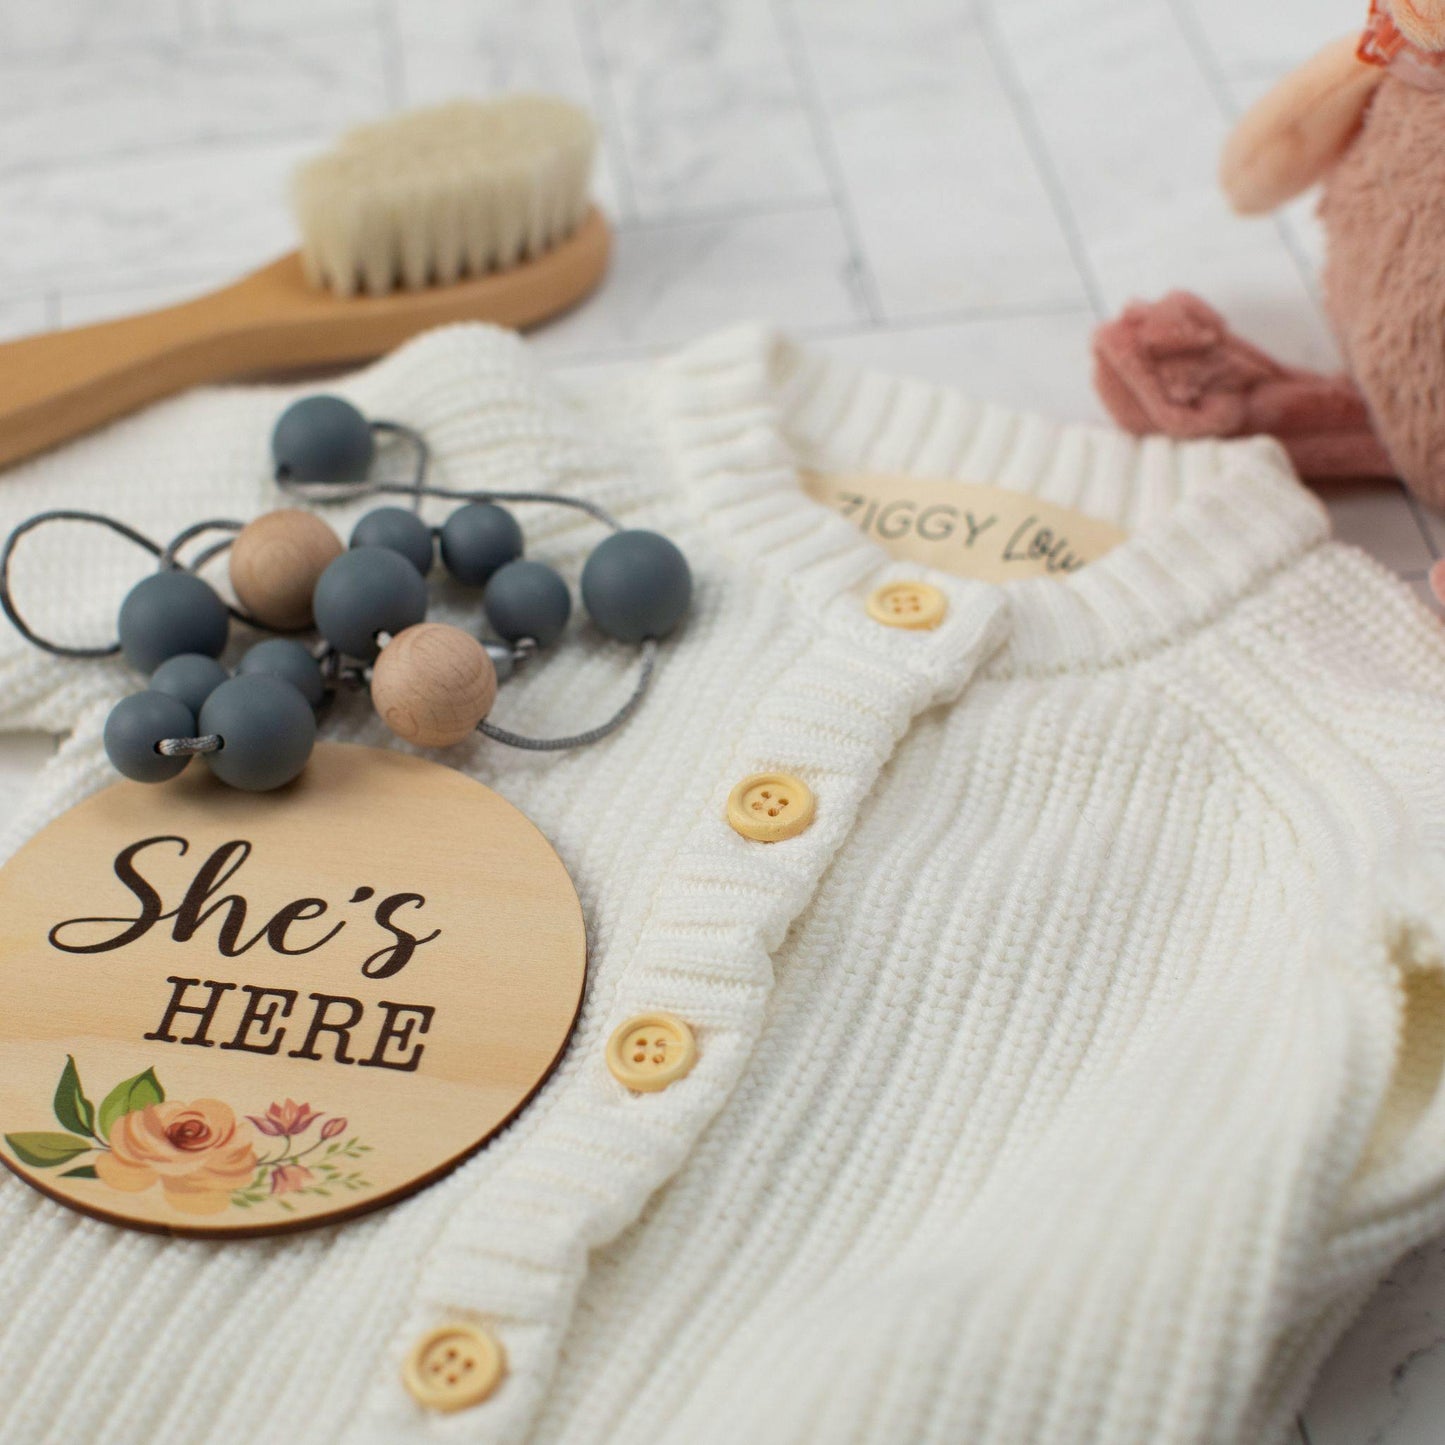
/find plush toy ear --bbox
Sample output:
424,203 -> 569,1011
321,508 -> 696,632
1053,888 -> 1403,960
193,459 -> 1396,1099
1220,35 -> 1383,214
1389,0 -> 1445,53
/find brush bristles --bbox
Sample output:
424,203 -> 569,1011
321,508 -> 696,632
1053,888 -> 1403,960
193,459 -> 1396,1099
293,96 -> 596,297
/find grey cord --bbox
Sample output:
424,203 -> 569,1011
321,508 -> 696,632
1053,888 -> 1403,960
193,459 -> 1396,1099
158,735 -> 221,757
276,419 -> 429,510
159,518 -> 242,570
0,511 -> 271,655
280,457 -> 648,750
2,461 -> 660,752
277,471 -> 626,533
0,510 -> 159,658
370,420 -> 428,510
160,519 -> 272,629
476,640 -> 657,750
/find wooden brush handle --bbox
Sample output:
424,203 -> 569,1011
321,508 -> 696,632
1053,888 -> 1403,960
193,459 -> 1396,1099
0,207 -> 610,472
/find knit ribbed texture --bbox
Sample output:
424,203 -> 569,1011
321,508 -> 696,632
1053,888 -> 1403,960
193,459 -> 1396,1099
0,324 -> 1440,1445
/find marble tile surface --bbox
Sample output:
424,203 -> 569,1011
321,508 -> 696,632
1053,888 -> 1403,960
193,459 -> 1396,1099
593,0 -> 831,220
795,0 -> 1087,319
0,3 -> 1440,1442
0,28 -> 387,174
0,293 -> 48,341
990,0 -> 1340,369
531,204 -> 868,359
0,137 -> 313,294
1307,1240 -> 1445,1445
1414,499 -> 1445,561
1325,479 -> 1437,578
802,307 -> 1100,419
1183,0 -> 1364,85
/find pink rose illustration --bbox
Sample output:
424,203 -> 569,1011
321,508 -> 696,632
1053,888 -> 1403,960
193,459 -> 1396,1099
269,1163 -> 314,1196
94,1100 -> 257,1216
247,1099 -> 320,1137
8,1055 -> 374,1218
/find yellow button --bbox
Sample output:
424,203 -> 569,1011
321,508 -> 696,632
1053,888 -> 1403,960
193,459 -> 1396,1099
403,1323 -> 505,1412
726,772 -> 815,842
607,1012 -> 698,1093
866,580 -> 947,630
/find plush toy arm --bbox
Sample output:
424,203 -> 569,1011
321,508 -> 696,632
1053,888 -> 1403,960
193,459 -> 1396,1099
1220,35 -> 1383,214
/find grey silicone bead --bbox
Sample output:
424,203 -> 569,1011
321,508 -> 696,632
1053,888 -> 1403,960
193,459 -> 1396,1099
350,506 -> 435,576
149,653 -> 229,716
236,637 -> 325,709
271,395 -> 374,485
483,559 -> 571,647
117,570 -> 230,674
104,691 -> 196,784
312,546 -> 428,661
199,673 -> 316,792
440,502 -> 523,587
581,530 -> 692,643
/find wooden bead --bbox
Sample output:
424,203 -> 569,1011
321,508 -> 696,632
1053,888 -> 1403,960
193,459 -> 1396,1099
229,509 -> 343,630
370,623 -> 497,748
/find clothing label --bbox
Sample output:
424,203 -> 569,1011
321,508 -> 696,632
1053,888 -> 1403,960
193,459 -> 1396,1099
0,743 -> 585,1238
802,471 -> 1127,582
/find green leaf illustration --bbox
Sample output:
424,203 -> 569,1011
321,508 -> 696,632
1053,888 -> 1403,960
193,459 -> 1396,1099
97,1067 -> 164,1139
5,1132 -> 93,1168
52,1055 -> 96,1138
59,1165 -> 98,1180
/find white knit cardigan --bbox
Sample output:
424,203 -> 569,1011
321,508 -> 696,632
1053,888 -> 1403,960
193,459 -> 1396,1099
0,324 -> 1441,1445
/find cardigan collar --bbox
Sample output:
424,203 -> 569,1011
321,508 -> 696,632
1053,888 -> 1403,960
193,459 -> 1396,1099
654,325 -> 1331,682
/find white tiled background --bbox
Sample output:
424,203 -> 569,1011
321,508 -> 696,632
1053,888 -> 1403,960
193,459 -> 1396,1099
1,1 -> 1442,1440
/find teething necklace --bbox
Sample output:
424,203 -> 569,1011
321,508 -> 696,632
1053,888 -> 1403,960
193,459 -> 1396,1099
0,393 -> 692,791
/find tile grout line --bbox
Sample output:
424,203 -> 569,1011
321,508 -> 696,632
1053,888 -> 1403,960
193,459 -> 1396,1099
3,200 -> 841,305
1163,0 -> 1326,311
769,0 -> 884,324
973,0 -> 1106,321
541,298 -> 1096,371
569,0 -> 639,226
1402,488 -> 1443,562
0,125 -> 331,183
857,297 -> 1096,332
620,196 -> 837,232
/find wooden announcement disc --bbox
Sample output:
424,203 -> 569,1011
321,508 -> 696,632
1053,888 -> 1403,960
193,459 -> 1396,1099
0,743 -> 585,1238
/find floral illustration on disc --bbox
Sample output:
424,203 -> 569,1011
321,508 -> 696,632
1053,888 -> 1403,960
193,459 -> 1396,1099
4,1056 -> 372,1216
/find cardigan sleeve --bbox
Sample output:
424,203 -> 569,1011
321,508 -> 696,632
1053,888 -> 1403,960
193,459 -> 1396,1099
1236,541 -> 1445,1284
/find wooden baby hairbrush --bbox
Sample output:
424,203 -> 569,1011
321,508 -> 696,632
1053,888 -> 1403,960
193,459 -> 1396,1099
0,96 -> 609,472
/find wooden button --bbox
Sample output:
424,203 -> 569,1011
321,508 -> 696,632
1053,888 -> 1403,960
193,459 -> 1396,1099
865,580 -> 947,630
403,1323 -> 505,1412
726,771 -> 815,842
606,1013 -> 697,1093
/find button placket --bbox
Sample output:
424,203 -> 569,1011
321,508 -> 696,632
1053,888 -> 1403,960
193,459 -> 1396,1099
391,621 -> 999,1439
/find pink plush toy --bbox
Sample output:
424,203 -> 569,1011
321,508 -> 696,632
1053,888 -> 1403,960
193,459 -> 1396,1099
1094,2 -> 1445,521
